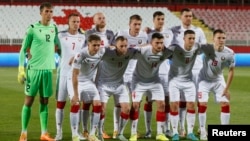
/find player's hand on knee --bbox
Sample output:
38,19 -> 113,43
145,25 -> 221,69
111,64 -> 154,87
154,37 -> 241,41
18,66 -> 26,84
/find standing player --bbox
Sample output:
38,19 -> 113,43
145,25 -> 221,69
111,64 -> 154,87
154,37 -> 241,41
82,12 -> 114,139
168,30 -> 213,141
18,2 -> 58,141
198,29 -> 235,140
96,36 -> 140,141
129,33 -> 172,141
112,14 -> 148,139
171,8 -> 207,137
143,11 -> 174,138
54,13 -> 86,141
72,34 -> 105,141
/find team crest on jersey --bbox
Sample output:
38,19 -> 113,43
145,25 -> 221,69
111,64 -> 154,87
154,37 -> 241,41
138,39 -> 142,44
78,38 -> 81,42
165,34 -> 169,38
65,37 -> 68,40
221,56 -> 225,60
51,30 -> 54,33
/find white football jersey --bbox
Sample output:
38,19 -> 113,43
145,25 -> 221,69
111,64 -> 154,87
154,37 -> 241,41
199,46 -> 235,81
133,45 -> 173,83
86,28 -> 114,48
171,25 -> 207,71
97,47 -> 139,85
72,47 -> 105,82
58,30 -> 85,77
169,43 -> 201,81
148,28 -> 173,75
115,29 -> 148,75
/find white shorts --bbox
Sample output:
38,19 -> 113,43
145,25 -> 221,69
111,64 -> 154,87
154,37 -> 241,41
56,76 -> 73,101
98,83 -> 130,104
123,73 -> 132,94
131,81 -> 164,102
198,79 -> 229,103
159,74 -> 169,96
169,79 -> 196,102
78,81 -> 100,103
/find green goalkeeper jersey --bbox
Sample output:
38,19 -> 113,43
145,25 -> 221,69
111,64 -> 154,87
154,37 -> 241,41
19,21 -> 59,70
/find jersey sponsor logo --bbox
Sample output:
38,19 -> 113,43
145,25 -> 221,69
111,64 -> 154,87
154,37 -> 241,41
221,56 -> 225,60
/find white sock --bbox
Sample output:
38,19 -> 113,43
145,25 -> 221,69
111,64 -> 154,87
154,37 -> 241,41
119,117 -> 128,135
157,121 -> 165,134
113,107 -> 121,131
221,112 -> 230,124
199,112 -> 207,134
98,117 -> 104,135
55,108 -> 63,133
90,112 -> 100,135
170,114 -> 179,135
186,111 -> 195,134
165,112 -> 170,131
70,111 -> 79,136
82,110 -> 89,131
179,108 -> 186,131
144,110 -> 152,132
131,119 -> 138,135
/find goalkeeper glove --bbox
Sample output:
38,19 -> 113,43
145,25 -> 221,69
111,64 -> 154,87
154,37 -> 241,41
18,66 -> 26,84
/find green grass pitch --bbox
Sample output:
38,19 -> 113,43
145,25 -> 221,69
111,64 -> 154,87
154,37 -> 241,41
0,67 -> 249,141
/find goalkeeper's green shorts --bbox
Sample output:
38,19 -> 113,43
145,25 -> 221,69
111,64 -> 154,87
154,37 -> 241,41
25,69 -> 53,97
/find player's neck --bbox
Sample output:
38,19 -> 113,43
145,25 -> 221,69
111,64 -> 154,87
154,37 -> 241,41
40,20 -> 50,26
96,27 -> 105,32
214,45 -> 224,52
129,30 -> 139,37
68,29 -> 78,35
154,27 -> 163,32
182,24 -> 191,29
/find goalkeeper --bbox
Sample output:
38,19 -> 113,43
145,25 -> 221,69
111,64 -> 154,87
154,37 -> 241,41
18,2 -> 60,141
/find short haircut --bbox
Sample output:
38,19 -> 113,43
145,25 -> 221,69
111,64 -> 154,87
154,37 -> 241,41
88,34 -> 101,42
115,36 -> 127,43
40,2 -> 53,12
180,8 -> 192,15
68,13 -> 79,20
213,29 -> 225,36
184,30 -> 195,36
129,14 -> 142,23
153,11 -> 164,19
152,32 -> 164,40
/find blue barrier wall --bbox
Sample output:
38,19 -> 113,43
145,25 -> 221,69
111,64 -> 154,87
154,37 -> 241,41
0,53 -> 249,67
0,53 -> 60,67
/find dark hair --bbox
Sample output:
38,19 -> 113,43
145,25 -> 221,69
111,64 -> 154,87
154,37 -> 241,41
213,29 -> 225,36
184,30 -> 195,36
180,8 -> 192,15
152,32 -> 164,40
40,2 -> 53,12
153,11 -> 164,19
88,34 -> 101,42
68,13 -> 79,20
115,36 -> 127,43
129,14 -> 142,23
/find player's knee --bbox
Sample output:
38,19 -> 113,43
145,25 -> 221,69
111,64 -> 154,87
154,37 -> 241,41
56,101 -> 66,109
221,104 -> 230,113
71,104 -> 80,113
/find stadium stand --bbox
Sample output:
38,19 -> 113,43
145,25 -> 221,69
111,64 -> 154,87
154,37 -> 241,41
192,8 -> 250,46
0,5 -> 181,45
